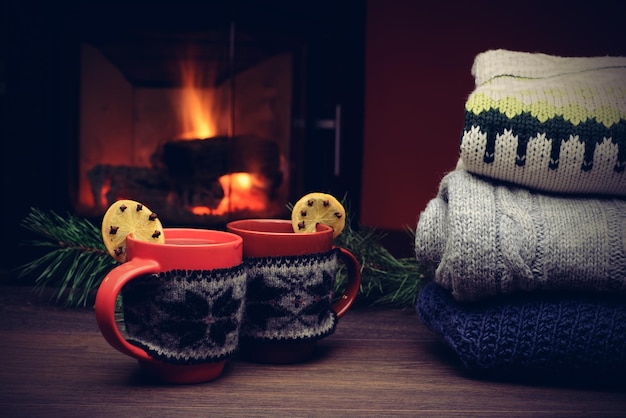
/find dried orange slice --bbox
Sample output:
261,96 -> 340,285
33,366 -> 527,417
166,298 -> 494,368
101,199 -> 164,263
291,192 -> 346,238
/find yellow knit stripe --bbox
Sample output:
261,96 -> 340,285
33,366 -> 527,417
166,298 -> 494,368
466,93 -> 624,127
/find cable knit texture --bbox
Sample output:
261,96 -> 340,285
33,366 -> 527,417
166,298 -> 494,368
417,281 -> 626,374
122,265 -> 247,364
241,249 -> 339,343
414,168 -> 626,301
460,49 -> 626,196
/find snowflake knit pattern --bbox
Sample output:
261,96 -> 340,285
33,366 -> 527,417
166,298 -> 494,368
460,49 -> 626,196
414,168 -> 626,302
121,265 -> 247,364
417,281 -> 626,376
241,249 -> 339,343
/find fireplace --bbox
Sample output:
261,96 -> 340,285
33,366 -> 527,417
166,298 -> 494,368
76,7 -> 302,226
78,35 -> 292,225
69,2 -> 365,227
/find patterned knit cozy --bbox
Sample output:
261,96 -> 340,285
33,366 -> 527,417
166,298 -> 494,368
460,49 -> 626,196
121,265 -> 247,364
241,249 -> 339,343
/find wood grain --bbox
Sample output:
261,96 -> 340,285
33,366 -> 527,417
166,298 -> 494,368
0,286 -> 624,417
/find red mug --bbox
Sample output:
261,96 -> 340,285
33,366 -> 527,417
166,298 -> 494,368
226,219 -> 361,363
95,228 -> 245,384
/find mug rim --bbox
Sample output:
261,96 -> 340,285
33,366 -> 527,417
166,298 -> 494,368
127,227 -> 243,247
226,219 -> 332,236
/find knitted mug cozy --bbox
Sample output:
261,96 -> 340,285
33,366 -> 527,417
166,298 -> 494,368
121,265 -> 247,364
459,49 -> 626,196
241,248 -> 339,343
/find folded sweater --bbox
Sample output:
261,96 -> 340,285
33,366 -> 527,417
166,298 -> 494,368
414,168 -> 626,301
417,281 -> 626,376
460,49 -> 626,196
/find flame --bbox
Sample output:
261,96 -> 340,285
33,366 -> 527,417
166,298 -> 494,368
98,176 -> 111,208
82,55 -> 273,220
190,206 -> 212,216
190,172 -> 269,216
177,59 -> 270,217
178,60 -> 217,140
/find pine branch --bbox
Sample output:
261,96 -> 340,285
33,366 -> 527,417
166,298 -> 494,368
15,208 -> 118,307
334,222 -> 426,308
16,200 -> 427,309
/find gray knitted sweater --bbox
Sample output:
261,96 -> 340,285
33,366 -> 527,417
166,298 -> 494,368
414,168 -> 626,301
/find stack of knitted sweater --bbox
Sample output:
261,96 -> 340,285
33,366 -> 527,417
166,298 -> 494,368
415,49 -> 626,379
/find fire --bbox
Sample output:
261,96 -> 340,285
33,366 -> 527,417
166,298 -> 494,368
177,59 -> 217,140
190,173 -> 269,216
98,176 -> 111,209
176,57 -> 271,217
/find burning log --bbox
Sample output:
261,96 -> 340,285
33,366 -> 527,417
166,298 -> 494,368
87,135 -> 283,214
157,135 -> 283,201
158,135 -> 282,180
87,165 -> 176,211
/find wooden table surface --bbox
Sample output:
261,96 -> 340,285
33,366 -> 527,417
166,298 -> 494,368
1,285 -> 624,417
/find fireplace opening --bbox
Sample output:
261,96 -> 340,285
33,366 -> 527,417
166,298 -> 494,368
77,16 -> 295,226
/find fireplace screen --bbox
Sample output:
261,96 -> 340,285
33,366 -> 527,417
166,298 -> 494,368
77,23 -> 293,226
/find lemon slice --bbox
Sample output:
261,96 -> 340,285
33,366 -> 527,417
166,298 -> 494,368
101,199 -> 165,263
291,192 -> 346,238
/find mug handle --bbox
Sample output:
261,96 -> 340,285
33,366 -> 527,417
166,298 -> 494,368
331,246 -> 362,318
94,258 -> 160,362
